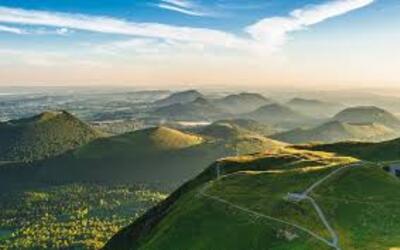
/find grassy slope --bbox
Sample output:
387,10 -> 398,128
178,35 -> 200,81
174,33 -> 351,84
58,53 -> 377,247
298,138 -> 400,162
34,126 -> 216,184
199,122 -> 285,151
272,121 -> 396,144
201,120 -> 277,138
31,126 -> 283,185
312,165 -> 400,249
0,111 -> 103,162
213,119 -> 277,136
105,148 -> 375,250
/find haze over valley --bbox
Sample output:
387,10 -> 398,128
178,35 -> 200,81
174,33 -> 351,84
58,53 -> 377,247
1,0 -> 400,249
0,87 -> 400,249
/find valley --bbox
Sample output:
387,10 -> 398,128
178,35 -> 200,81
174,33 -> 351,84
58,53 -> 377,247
0,183 -> 166,249
1,88 -> 400,249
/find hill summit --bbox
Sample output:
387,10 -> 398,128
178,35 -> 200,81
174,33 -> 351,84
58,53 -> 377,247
0,110 -> 103,162
333,106 -> 400,128
272,121 -> 396,144
129,126 -> 204,150
242,103 -> 313,129
153,90 -> 203,107
214,93 -> 272,114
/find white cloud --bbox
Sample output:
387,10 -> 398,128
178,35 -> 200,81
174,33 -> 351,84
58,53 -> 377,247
246,0 -> 374,48
0,6 -> 243,48
156,3 -> 205,16
56,27 -> 73,35
0,24 -> 26,34
96,38 -> 208,58
155,0 -> 214,16
161,0 -> 193,9
0,0 -> 375,53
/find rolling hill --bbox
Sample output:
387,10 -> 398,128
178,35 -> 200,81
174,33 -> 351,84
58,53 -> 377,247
299,137 -> 400,162
153,97 -> 227,121
242,103 -> 315,129
105,146 -> 400,250
19,125 -> 284,187
286,98 -> 345,118
213,119 -> 277,136
0,111 -> 103,162
153,90 -> 203,107
33,126 -> 211,184
213,93 -> 272,114
272,121 -> 397,144
199,122 -> 285,154
199,122 -> 254,140
333,106 -> 400,129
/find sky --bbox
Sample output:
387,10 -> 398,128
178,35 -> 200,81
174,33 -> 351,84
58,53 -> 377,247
0,0 -> 398,88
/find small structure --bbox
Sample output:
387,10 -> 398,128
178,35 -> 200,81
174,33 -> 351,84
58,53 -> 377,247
388,164 -> 400,177
285,193 -> 307,202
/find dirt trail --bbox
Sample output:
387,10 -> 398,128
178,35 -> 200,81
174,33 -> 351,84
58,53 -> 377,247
199,161 -> 363,250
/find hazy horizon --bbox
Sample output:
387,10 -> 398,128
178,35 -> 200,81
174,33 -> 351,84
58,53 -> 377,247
2,2 -> 400,249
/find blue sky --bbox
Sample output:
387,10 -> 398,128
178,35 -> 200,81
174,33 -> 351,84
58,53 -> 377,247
0,0 -> 398,87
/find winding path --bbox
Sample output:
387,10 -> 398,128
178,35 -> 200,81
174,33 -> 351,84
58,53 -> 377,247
287,162 -> 362,250
198,161 -> 363,249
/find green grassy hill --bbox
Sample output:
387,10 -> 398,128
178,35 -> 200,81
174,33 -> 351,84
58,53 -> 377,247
241,103 -> 315,129
213,93 -> 272,114
0,111 -> 103,162
33,126 -> 211,184
199,122 -> 285,153
272,121 -> 397,144
212,119 -> 277,136
26,125 -> 283,186
298,137 -> 400,162
333,106 -> 400,129
200,122 -> 256,140
104,147 -> 400,250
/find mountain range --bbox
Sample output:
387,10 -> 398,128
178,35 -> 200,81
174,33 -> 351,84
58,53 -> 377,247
0,112 -> 286,189
1,101 -> 400,250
